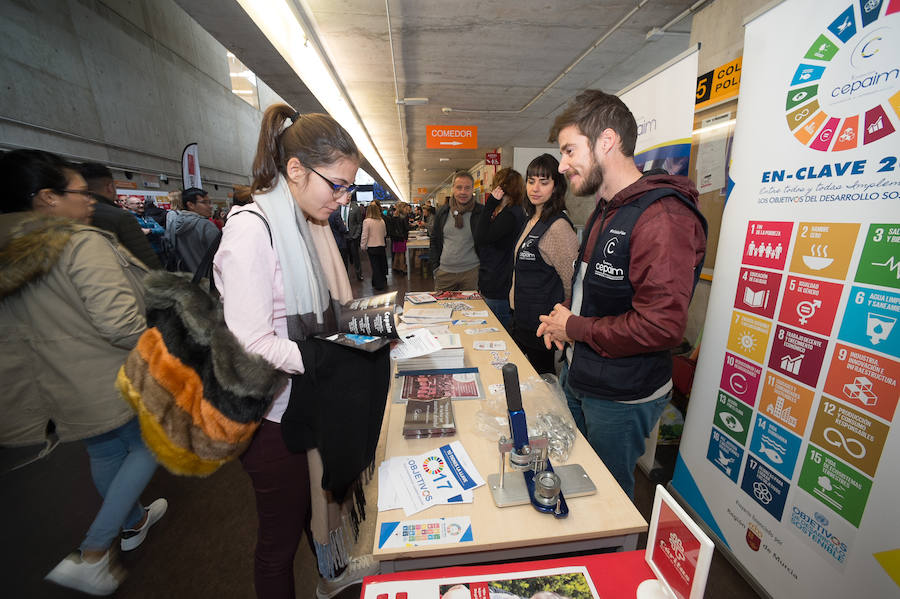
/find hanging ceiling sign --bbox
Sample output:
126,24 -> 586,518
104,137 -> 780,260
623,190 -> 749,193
426,125 -> 478,149
485,152 -> 501,165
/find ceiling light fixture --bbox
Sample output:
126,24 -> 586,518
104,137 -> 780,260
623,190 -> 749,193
645,27 -> 691,41
235,0 -> 404,201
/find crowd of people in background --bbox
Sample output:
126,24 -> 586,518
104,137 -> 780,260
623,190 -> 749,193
64,166 -> 429,290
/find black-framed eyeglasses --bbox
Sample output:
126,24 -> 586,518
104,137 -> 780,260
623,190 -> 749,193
308,167 -> 357,198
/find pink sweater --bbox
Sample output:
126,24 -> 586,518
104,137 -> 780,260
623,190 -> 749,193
360,217 -> 386,250
213,205 -> 303,423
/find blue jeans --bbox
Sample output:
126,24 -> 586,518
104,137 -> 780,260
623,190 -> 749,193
484,297 -> 512,330
81,418 -> 158,551
560,364 -> 670,500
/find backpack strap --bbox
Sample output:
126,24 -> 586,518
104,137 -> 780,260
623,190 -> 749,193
191,208 -> 273,287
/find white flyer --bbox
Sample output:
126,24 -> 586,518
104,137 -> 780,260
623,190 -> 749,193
464,327 -> 499,335
473,340 -> 506,351
389,328 -> 441,361
460,310 -> 489,318
388,441 -> 485,516
378,458 -> 472,512
376,516 -> 473,549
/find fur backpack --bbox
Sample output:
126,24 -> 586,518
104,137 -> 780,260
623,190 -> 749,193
117,211 -> 284,475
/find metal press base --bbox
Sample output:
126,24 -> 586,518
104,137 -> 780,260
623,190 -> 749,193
488,464 -> 597,508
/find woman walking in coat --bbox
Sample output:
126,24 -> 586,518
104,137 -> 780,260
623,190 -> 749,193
389,201 -> 410,274
0,149 -> 165,596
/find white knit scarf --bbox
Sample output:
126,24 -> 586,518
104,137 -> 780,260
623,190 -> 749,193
253,175 -> 331,340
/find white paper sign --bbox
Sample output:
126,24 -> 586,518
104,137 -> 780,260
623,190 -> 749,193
388,441 -> 485,516
376,516 -> 473,549
390,328 -> 442,360
473,340 -> 507,351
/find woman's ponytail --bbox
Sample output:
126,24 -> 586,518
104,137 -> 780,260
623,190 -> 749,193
251,104 -> 295,193
250,104 -> 360,195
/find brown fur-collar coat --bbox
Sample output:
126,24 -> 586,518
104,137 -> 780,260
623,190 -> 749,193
0,212 -> 148,445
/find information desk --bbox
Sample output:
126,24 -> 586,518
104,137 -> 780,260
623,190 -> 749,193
375,299 -> 646,573
361,551 -> 654,598
405,236 -> 430,279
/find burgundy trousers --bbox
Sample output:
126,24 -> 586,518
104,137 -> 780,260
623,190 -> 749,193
240,420 -> 313,599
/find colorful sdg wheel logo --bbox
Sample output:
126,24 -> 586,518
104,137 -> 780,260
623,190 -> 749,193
422,455 -> 445,475
785,0 -> 900,151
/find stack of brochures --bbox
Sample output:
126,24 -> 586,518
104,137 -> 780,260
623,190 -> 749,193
402,397 -> 456,439
393,368 -> 484,403
400,306 -> 453,325
395,334 -> 464,371
378,440 -> 485,515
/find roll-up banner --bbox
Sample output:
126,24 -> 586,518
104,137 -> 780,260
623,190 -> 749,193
181,143 -> 201,190
671,1 -> 900,598
619,45 -> 699,177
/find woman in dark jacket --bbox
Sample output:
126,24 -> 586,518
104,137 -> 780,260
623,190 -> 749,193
473,167 -> 526,329
510,154 -> 578,374
390,201 -> 411,274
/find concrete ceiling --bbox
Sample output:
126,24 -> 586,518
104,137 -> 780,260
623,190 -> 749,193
178,0 -> 701,201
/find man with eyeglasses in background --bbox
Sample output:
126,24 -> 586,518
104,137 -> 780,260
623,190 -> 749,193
164,187 -> 221,275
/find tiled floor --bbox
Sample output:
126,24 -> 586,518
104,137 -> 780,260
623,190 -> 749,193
0,249 -> 761,598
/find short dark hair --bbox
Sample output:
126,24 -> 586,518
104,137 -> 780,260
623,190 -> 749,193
524,154 -> 568,222
452,171 -> 474,186
548,90 -> 638,157
182,187 -> 208,207
77,162 -> 113,182
0,149 -> 71,213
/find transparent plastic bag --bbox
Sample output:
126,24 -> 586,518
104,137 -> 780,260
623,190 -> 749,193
474,373 -> 577,462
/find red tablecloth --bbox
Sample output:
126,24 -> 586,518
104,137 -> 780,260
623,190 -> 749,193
361,550 -> 655,598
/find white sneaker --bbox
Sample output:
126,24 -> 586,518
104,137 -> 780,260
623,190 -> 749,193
120,498 -> 168,551
45,550 -> 122,596
315,554 -> 381,599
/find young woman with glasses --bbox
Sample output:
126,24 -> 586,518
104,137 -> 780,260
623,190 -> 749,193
212,104 -> 379,599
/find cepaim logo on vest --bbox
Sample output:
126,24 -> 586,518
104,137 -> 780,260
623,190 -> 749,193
784,0 -> 898,151
594,233 -> 625,280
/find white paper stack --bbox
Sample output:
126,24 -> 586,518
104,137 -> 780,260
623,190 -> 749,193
396,333 -> 465,371
396,323 -> 451,337
400,306 -> 454,325
377,441 -> 485,516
